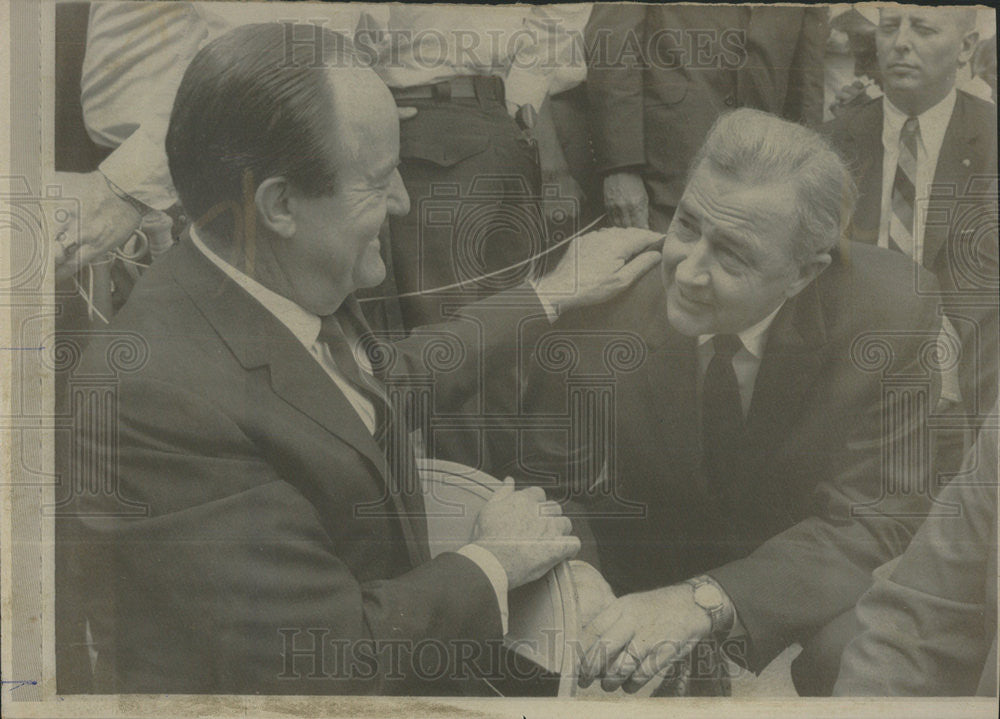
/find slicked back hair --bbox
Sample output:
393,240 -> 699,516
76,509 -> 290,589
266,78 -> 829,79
690,108 -> 858,265
166,23 -> 363,241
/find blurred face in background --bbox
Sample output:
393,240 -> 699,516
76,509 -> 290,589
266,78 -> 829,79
876,7 -> 978,115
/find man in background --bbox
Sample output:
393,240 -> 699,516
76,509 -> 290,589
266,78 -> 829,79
586,4 -> 826,232
823,5 -> 998,480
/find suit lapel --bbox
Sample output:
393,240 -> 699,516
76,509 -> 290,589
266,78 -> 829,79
745,280 -> 828,459
645,335 -> 702,498
169,236 -> 426,566
924,93 -> 982,269
635,290 -> 702,483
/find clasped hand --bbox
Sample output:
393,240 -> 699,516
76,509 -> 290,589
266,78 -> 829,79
578,584 -> 712,693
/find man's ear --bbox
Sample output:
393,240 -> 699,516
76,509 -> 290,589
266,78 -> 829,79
785,252 -> 832,298
255,177 -> 295,238
958,31 -> 980,68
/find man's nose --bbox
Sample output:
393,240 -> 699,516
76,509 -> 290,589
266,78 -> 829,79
387,170 -> 410,217
673,239 -> 711,288
891,22 -> 915,53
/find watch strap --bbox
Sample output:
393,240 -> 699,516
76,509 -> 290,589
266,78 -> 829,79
685,575 -> 734,638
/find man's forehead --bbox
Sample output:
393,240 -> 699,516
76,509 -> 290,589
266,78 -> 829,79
323,67 -> 399,164
684,167 -> 794,220
682,166 -> 800,255
880,6 -> 964,30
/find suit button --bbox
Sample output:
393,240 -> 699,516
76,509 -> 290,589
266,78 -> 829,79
725,95 -> 735,107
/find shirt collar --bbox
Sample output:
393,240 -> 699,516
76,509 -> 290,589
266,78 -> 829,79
882,88 -> 957,161
697,300 -> 784,359
189,226 -> 322,350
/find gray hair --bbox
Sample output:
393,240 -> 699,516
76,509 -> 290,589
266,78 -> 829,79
690,108 -> 857,264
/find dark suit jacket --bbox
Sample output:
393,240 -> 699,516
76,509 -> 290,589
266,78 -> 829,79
68,236 -> 550,694
586,4 -> 826,210
823,91 -> 999,419
512,243 -> 941,673
834,424 -> 997,696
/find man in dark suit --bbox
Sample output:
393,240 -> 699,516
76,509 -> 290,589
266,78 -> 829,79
64,23 -> 662,694
823,5 -> 998,441
586,4 -> 826,231
510,109 -> 942,695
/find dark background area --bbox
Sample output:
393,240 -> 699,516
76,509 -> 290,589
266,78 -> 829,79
55,1 -> 112,172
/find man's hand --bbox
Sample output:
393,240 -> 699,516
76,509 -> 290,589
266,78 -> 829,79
471,478 -> 580,589
571,560 -> 617,647
579,584 -> 711,693
53,171 -> 143,282
604,171 -> 649,229
829,80 -> 870,118
533,227 -> 663,314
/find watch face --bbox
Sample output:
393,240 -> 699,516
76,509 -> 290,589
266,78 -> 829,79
694,583 -> 724,609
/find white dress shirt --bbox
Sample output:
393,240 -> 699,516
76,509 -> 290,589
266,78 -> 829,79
189,226 -> 510,633
696,302 -> 785,417
879,90 -> 963,405
878,89 -> 957,265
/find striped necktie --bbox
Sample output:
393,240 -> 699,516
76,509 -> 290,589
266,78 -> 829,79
319,303 -> 387,408
888,116 -> 920,259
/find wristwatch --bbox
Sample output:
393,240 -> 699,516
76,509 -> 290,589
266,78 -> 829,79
685,575 -> 733,638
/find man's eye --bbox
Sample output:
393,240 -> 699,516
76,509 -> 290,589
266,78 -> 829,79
717,246 -> 745,269
676,217 -> 697,235
879,22 -> 899,32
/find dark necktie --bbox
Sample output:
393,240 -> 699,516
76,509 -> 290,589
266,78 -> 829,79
318,301 -> 391,446
702,334 -> 745,494
319,301 -> 425,534
888,116 -> 920,258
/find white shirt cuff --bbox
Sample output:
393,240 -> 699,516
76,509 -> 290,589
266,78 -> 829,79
98,124 -> 177,211
527,278 -> 560,323
456,543 -> 509,636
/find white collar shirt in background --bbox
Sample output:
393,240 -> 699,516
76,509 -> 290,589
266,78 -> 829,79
879,89 -> 957,265
880,90 -> 964,404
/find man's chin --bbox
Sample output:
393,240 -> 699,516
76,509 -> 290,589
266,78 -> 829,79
665,297 -> 707,337
354,258 -> 387,292
883,77 -> 923,100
